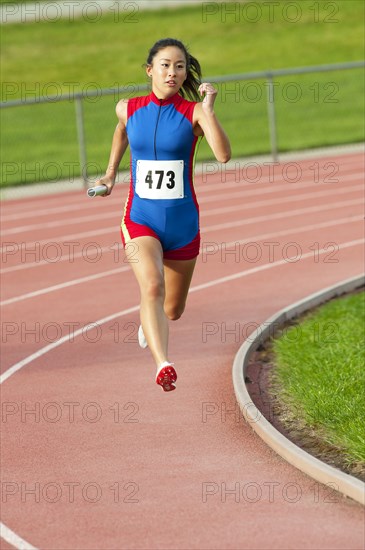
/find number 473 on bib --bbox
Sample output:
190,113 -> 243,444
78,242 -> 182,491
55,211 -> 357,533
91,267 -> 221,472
136,160 -> 184,199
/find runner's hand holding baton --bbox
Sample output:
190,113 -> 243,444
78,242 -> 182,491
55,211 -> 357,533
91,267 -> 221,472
87,176 -> 115,198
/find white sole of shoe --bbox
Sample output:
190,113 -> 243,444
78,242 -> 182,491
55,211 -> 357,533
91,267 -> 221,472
138,325 -> 148,349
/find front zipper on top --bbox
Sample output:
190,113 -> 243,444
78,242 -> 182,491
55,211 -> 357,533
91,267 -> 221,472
153,100 -> 162,160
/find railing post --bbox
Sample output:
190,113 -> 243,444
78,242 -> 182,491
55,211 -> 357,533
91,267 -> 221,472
266,75 -> 279,163
75,96 -> 88,188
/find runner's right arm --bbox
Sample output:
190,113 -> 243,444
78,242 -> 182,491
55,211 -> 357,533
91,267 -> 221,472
96,100 -> 129,196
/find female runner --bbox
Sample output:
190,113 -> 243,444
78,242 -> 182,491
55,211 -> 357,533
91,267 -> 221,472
95,38 -> 231,392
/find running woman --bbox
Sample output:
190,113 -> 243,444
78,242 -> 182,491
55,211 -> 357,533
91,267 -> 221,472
95,38 -> 231,392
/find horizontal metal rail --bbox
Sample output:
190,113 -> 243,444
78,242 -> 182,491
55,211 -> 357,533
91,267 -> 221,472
2,60 -> 364,185
1,60 -> 364,108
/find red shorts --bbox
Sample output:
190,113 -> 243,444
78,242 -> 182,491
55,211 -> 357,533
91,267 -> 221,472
120,220 -> 200,261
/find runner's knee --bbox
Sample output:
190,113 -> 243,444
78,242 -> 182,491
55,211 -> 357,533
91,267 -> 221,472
141,278 -> 165,302
165,303 -> 185,321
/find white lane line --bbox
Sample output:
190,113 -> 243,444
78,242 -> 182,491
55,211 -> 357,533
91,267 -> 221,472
202,184 -> 363,217
0,306 -> 139,385
0,523 -> 37,550
1,153 -> 361,221
203,199 -> 363,233
199,173 -> 363,205
1,237 -> 363,386
3,153 -> 363,221
1,174 -> 363,235
1,238 -> 363,550
196,154 -> 364,191
1,184 -> 363,253
0,192 -> 89,215
1,196 -> 123,222
0,242 -> 122,274
1,211 -> 119,236
0,226 -> 116,255
188,239 -> 365,294
201,216 -> 363,252
2,162 -> 362,224
0,266 -> 130,306
1,216 -> 362,307
1,199 -> 362,274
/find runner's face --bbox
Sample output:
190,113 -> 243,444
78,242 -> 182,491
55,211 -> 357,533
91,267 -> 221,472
147,46 -> 187,98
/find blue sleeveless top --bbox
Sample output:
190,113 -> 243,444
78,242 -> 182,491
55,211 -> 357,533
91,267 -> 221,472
122,91 -> 202,251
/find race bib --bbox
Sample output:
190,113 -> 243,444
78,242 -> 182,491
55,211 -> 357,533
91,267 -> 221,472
135,160 -> 184,199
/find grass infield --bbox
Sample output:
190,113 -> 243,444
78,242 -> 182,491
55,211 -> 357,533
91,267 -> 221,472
0,0 -> 36,3
1,0 -> 365,186
268,291 -> 365,479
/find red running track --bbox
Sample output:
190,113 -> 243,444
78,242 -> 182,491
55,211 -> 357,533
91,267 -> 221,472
1,150 -> 364,549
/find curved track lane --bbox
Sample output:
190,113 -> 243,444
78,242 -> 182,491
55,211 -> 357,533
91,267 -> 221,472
1,150 -> 364,549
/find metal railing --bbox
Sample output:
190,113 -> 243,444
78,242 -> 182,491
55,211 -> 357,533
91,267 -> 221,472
1,60 -> 364,188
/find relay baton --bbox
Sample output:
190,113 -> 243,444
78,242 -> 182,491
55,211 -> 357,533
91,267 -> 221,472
87,185 -> 108,198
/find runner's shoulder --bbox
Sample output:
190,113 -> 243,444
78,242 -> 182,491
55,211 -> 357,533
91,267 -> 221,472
116,99 -> 128,124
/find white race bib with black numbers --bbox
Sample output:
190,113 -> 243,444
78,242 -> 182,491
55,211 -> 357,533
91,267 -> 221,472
136,160 -> 184,199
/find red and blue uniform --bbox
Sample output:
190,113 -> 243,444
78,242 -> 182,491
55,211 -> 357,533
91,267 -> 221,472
121,91 -> 202,260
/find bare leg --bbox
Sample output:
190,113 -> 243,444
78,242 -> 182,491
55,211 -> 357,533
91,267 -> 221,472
125,237 -> 169,366
126,238 -> 197,391
163,257 -> 197,320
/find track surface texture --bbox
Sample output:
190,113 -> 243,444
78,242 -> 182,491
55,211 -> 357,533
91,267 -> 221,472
1,150 -> 364,550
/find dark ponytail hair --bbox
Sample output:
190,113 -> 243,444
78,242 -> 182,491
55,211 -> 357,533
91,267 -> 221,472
146,38 -> 202,102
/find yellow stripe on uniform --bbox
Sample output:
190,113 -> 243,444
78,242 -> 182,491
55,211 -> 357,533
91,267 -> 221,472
121,187 -> 132,244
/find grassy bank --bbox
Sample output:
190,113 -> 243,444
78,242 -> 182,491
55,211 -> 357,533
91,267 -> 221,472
269,291 -> 365,477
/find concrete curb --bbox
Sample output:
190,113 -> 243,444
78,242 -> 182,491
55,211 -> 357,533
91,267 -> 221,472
232,274 -> 365,506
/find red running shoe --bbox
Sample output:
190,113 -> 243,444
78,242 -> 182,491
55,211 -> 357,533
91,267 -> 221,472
156,364 -> 177,392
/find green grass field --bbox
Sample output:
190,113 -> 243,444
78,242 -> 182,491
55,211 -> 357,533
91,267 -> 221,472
1,0 -> 364,186
0,0 -> 36,3
269,291 -> 365,474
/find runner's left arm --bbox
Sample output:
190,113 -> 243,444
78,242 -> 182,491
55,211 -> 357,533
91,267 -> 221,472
194,83 -> 231,164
